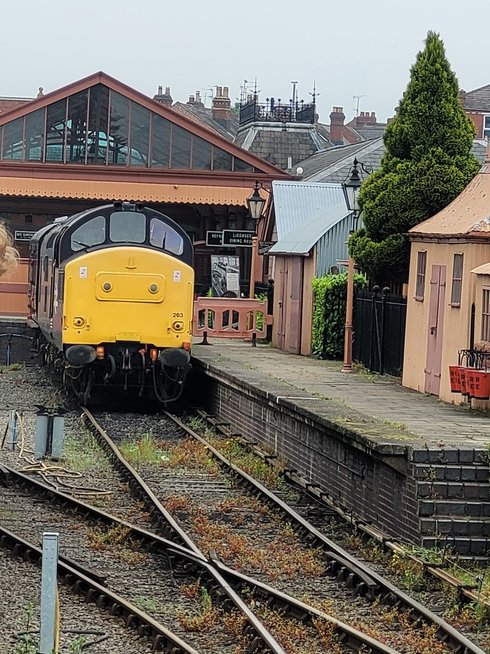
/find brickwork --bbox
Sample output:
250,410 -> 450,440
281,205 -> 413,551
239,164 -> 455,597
192,370 -> 421,545
0,320 -> 35,366
411,450 -> 490,555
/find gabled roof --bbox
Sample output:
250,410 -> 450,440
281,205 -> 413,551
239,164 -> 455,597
299,138 -> 384,182
410,164 -> 490,238
297,139 -> 487,186
268,180 -> 350,255
0,71 -> 285,178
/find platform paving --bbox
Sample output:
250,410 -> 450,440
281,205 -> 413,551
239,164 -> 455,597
191,339 -> 490,452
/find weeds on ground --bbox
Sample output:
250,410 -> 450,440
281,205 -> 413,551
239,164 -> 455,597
64,428 -> 110,472
10,601 -> 37,654
178,585 -> 220,632
134,596 -> 160,613
86,523 -> 146,564
0,363 -> 24,374
119,433 -> 166,466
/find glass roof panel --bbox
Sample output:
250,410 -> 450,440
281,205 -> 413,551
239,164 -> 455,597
0,82 -> 264,174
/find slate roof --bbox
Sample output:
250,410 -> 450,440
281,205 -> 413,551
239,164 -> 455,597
234,122 -> 331,171
171,102 -> 237,141
298,139 -> 487,184
463,85 -> 490,112
269,180 -> 350,255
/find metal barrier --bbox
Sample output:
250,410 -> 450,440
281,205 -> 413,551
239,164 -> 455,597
0,332 -> 34,365
0,258 -> 29,317
193,297 -> 273,345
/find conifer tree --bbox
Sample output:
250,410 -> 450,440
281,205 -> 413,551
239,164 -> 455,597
349,31 -> 480,285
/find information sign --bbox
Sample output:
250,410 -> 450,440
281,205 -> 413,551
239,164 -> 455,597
14,230 -> 37,241
206,230 -> 223,246
258,241 -> 275,255
222,230 -> 254,247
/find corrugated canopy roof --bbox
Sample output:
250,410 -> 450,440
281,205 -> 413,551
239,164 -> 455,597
410,164 -> 490,238
269,180 -> 350,255
0,176 -> 252,206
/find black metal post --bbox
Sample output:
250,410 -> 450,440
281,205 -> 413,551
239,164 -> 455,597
379,287 -> 390,375
369,286 -> 380,372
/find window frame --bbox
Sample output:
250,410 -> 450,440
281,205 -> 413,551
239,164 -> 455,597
483,115 -> 490,140
415,250 -> 427,301
482,287 -> 490,342
450,253 -> 463,307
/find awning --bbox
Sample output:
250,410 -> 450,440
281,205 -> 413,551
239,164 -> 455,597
0,176 -> 251,206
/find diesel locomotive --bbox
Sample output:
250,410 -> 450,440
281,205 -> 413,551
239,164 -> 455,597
28,202 -> 194,404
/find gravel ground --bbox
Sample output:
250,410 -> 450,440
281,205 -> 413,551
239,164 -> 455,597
0,368 -> 239,653
0,548 -> 154,654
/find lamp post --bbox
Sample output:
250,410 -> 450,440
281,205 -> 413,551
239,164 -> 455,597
341,159 -> 362,373
246,181 -> 267,299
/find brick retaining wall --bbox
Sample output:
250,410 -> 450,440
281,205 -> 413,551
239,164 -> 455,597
189,366 -> 422,545
0,320 -> 35,366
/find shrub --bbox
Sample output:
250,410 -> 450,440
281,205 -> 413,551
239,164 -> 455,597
312,272 -> 367,359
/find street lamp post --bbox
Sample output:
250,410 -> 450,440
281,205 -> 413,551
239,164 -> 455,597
341,159 -> 362,373
246,181 -> 267,299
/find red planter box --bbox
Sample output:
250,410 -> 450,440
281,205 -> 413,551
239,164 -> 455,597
448,365 -> 463,393
466,369 -> 490,401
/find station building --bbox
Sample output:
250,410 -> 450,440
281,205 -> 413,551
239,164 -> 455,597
0,72 -> 289,295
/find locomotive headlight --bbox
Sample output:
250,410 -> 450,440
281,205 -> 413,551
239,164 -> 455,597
172,320 -> 185,332
73,316 -> 85,327
102,282 -> 112,292
149,283 -> 159,294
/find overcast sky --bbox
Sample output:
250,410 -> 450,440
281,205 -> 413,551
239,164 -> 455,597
2,1 -> 487,124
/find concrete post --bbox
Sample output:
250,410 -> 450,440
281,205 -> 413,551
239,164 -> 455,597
39,532 -> 59,654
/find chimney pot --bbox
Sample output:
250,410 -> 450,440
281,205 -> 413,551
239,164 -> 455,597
158,85 -> 163,95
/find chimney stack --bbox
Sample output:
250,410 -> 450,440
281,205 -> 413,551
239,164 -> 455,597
212,85 -> 231,130
153,85 -> 173,106
329,106 -> 345,144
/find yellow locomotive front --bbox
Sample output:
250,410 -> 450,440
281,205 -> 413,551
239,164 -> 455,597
30,202 -> 194,404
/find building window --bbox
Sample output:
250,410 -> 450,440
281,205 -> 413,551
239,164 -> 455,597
450,253 -> 463,306
484,115 -> 490,139
415,251 -> 427,300
482,288 -> 490,341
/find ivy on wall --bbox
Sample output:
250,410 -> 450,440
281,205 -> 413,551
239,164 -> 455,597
312,273 -> 367,359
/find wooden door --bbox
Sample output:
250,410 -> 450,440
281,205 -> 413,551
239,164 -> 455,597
275,257 -> 287,350
424,265 -> 446,395
284,257 -> 304,354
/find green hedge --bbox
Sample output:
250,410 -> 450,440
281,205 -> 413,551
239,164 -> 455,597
312,272 -> 367,359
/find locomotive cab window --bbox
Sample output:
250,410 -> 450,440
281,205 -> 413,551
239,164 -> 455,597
110,211 -> 146,243
149,217 -> 183,255
71,215 -> 106,251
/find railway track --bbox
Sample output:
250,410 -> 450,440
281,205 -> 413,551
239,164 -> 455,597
79,408 -> 485,654
1,463 -> 400,654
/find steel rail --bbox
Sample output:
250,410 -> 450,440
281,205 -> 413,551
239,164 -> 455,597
207,554 -> 402,654
1,464 -> 408,654
166,411 -> 488,654
81,407 -> 286,654
0,525 -> 199,654
208,419 -> 490,613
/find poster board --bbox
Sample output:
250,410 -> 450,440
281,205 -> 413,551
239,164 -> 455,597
211,255 -> 240,297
